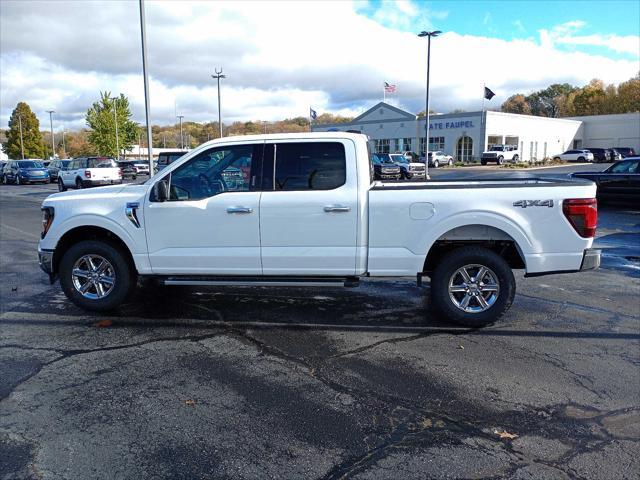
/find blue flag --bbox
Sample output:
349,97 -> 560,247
310,108 -> 317,121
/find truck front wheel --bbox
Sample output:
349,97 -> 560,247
59,240 -> 135,311
430,247 -> 515,327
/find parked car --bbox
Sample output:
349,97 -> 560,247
382,153 -> 426,179
117,161 -> 138,180
609,149 -> 623,162
554,150 -> 595,162
0,161 -> 7,175
39,133 -> 600,327
614,147 -> 636,158
2,159 -> 50,184
47,160 -> 70,182
371,154 -> 402,180
427,151 -> 454,168
156,150 -> 188,172
57,156 -> 122,191
481,145 -> 520,165
133,161 -> 151,175
571,157 -> 639,203
585,148 -> 611,163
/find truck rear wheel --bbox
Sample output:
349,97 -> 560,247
430,247 -> 515,327
59,240 -> 135,311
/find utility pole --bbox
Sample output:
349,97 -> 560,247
211,68 -> 225,138
138,130 -> 142,160
46,110 -> 55,159
17,114 -> 25,159
61,127 -> 67,158
110,97 -> 120,160
418,30 -> 441,180
177,115 -> 184,149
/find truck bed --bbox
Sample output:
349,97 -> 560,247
371,177 -> 594,190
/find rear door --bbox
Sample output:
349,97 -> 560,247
259,140 -> 359,275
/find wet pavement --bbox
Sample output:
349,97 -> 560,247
1,167 -> 638,479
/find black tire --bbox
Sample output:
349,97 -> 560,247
577,156 -> 585,162
433,160 -> 439,168
58,178 -> 67,192
430,247 -> 516,327
1,175 -> 5,185
448,159 -> 453,166
553,157 -> 561,161
75,178 -> 83,189
513,155 -> 519,162
497,155 -> 504,165
59,240 -> 136,311
481,160 -> 487,166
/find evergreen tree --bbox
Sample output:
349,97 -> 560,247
86,91 -> 138,158
2,102 -> 46,159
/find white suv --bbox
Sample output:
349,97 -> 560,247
554,150 -> 595,163
58,157 -> 123,191
133,162 -> 151,175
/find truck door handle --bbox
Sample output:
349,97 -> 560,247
324,205 -> 351,213
226,206 -> 253,214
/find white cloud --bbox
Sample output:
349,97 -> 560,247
538,20 -> 639,56
0,2 -> 637,132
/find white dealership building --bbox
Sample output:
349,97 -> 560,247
312,102 -> 640,162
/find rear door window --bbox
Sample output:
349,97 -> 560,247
272,142 -> 346,191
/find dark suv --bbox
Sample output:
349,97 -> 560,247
371,154 -> 401,180
586,148 -> 611,163
615,147 -> 636,158
157,150 -> 188,172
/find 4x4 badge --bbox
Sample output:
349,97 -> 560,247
513,199 -> 554,208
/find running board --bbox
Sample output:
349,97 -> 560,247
163,276 -> 360,288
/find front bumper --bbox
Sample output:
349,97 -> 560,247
38,247 -> 57,283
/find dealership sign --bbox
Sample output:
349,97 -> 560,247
429,120 -> 475,130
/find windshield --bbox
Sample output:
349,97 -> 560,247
60,160 -> 70,167
88,158 -> 118,168
390,154 -> 408,163
18,161 -> 43,168
608,161 -> 638,173
374,154 -> 394,163
490,146 -> 505,151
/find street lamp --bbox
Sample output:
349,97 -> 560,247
417,30 -> 441,179
61,127 -> 67,159
211,68 -> 226,138
177,115 -> 184,149
17,114 -> 25,159
110,97 -> 120,160
46,110 -> 55,159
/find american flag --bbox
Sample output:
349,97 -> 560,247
384,82 -> 397,93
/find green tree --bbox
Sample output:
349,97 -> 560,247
3,102 -> 45,159
86,91 -> 138,158
617,74 -> 640,113
525,83 -> 577,117
501,94 -> 532,115
571,79 -> 607,116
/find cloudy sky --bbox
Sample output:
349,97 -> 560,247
1,0 -> 638,132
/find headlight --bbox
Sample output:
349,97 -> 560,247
41,206 -> 54,239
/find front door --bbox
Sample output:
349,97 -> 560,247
259,140 -> 359,275
144,142 -> 265,275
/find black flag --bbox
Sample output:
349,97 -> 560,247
484,87 -> 496,100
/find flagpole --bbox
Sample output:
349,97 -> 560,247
481,83 -> 486,154
309,107 -> 311,132
383,82 -> 386,103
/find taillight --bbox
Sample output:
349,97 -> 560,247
118,169 -> 123,177
84,170 -> 91,178
563,198 -> 597,238
41,206 -> 54,239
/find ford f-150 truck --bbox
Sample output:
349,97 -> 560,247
38,133 -> 600,326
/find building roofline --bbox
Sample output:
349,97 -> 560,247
351,101 -> 417,122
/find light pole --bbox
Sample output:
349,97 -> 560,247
61,127 -> 67,159
46,110 -> 55,159
418,30 -> 441,179
17,114 -> 25,159
110,97 -> 120,160
177,115 -> 184,149
138,0 -> 153,173
211,68 -> 225,138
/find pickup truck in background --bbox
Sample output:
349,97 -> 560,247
38,133 -> 600,327
58,157 -> 122,191
481,145 -> 520,165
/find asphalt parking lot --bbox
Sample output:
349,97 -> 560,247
1,165 -> 638,480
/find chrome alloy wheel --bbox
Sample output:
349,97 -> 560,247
448,264 -> 500,313
71,254 -> 116,299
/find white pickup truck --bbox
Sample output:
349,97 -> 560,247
38,133 -> 600,326
481,145 -> 521,165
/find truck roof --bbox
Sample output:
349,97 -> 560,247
203,132 -> 369,144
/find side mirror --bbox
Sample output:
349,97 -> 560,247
155,180 -> 169,202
